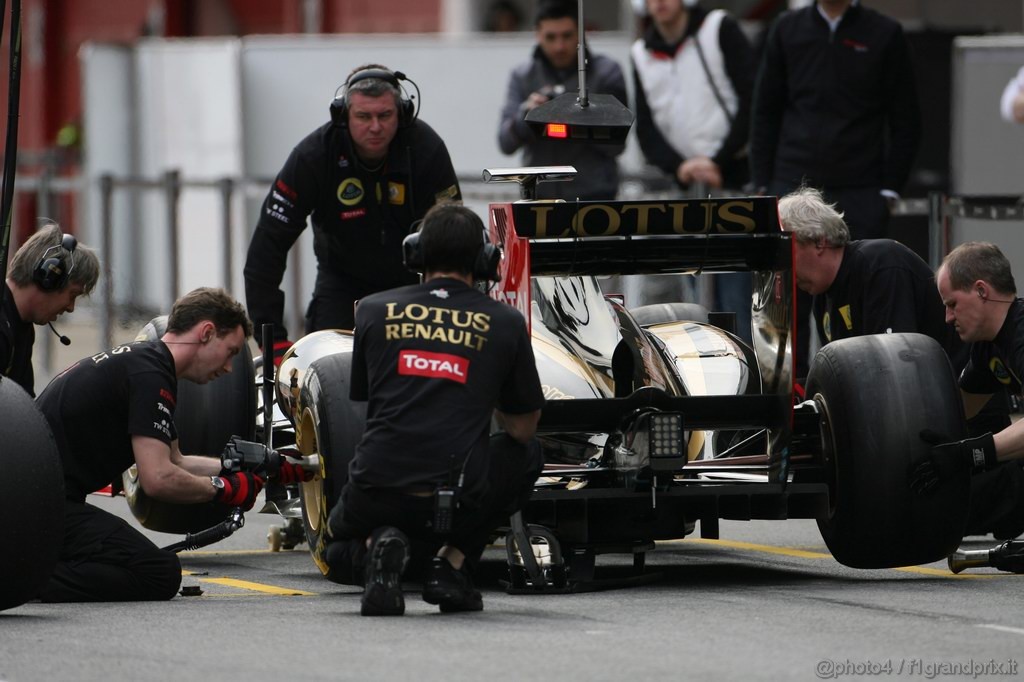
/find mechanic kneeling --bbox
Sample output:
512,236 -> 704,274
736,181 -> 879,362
35,288 -> 264,602
322,203 -> 544,616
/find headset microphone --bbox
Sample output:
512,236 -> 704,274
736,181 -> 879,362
48,322 -> 71,346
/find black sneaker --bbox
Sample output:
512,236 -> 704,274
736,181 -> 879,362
422,557 -> 483,613
361,527 -> 409,616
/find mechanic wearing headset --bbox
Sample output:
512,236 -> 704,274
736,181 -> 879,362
911,242 -> 1024,541
779,190 -> 1017,538
322,203 -> 544,616
1,223 -> 99,395
243,63 -> 462,365
35,288 -> 265,602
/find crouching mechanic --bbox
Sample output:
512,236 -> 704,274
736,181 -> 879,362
35,288 -> 265,602
322,203 -> 544,616
911,242 -> 1024,539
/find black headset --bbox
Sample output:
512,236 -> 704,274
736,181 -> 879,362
402,228 -> 501,282
330,67 -> 418,129
33,232 -> 78,291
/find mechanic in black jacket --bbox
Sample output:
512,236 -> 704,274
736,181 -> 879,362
780,191 -> 1020,538
777,187 -> 957,353
243,64 -> 462,363
1,224 -> 99,395
322,204 -> 544,616
35,288 -> 265,602
911,242 -> 1024,540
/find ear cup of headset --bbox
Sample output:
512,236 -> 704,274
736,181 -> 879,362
403,229 -> 500,281
330,68 -> 415,129
32,233 -> 77,291
473,238 -> 502,283
402,231 -> 424,272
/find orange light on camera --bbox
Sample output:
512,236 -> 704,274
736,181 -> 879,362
545,123 -> 568,139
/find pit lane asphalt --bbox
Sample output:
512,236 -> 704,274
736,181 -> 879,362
3,494 -> 1023,682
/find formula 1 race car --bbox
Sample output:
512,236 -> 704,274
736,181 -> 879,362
118,167 -> 971,592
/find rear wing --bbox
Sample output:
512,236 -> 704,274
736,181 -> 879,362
486,197 -> 792,316
486,196 -> 797,418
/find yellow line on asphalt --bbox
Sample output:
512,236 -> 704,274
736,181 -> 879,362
180,570 -> 315,595
198,577 -> 315,596
680,537 -> 833,559
893,565 -> 999,579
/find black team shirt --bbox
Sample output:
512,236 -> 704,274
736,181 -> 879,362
37,341 -> 179,502
817,240 -> 962,363
0,281 -> 35,395
348,278 -> 544,500
960,299 -> 1024,397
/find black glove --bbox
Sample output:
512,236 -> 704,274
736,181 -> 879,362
213,472 -> 265,510
909,430 -> 997,496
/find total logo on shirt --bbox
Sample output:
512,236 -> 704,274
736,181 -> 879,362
398,349 -> 469,384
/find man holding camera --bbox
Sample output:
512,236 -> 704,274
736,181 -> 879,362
34,288 -> 268,602
498,0 -> 627,200
323,204 -> 544,616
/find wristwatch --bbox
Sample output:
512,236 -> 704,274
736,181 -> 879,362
210,476 -> 225,491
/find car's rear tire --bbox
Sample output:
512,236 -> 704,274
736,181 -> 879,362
296,353 -> 365,575
0,379 -> 63,610
630,302 -> 710,326
808,333 -> 969,568
124,316 -> 257,534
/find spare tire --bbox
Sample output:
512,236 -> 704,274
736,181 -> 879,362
0,378 -> 63,610
124,316 -> 257,534
808,333 -> 969,568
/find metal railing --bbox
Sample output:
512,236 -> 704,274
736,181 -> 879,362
9,164 -> 1024,374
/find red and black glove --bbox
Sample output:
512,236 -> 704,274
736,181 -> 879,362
213,472 -> 265,510
271,340 -> 293,367
276,460 -> 315,484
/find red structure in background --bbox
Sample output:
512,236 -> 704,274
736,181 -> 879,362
0,0 -> 441,245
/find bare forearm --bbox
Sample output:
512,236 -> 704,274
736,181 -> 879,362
993,418 -> 1024,462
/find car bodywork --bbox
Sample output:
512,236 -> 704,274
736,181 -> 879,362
263,187 -> 970,585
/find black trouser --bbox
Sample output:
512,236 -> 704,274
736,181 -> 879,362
323,434 -> 543,586
967,462 -> 1024,539
306,272 -> 415,333
37,500 -> 181,602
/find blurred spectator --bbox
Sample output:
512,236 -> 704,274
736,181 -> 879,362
633,0 -> 752,193
498,0 -> 627,200
628,0 -> 754,339
1000,65 -> 1024,124
750,0 -> 920,377
751,0 -> 919,239
485,0 -> 524,32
